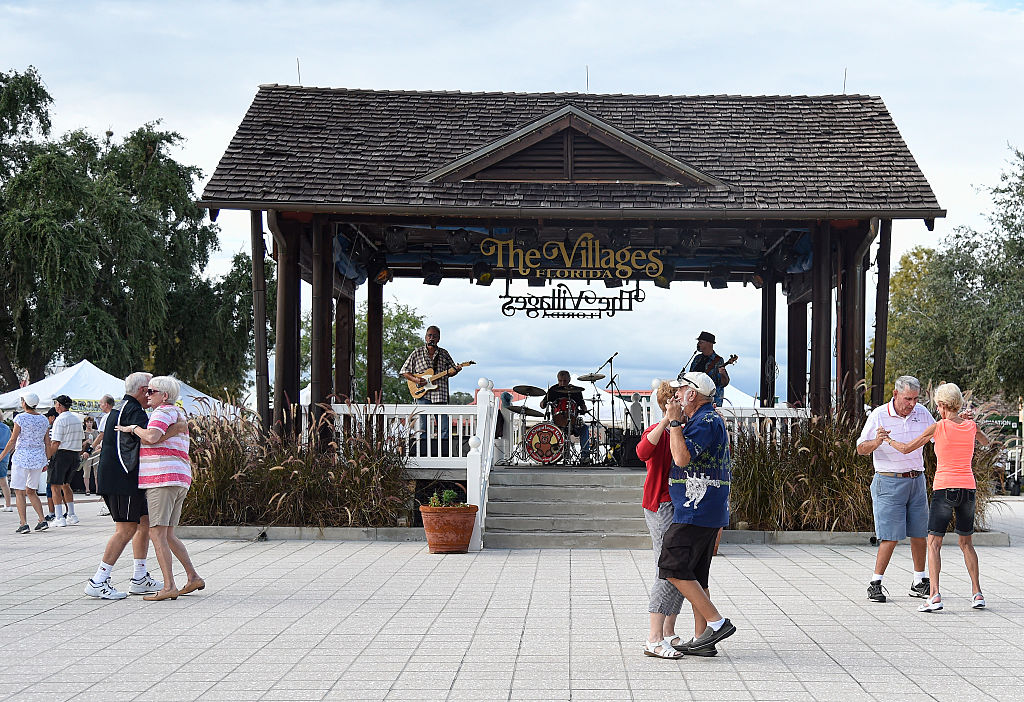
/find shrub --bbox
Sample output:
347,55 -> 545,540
182,402 -> 414,528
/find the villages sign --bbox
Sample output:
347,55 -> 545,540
480,232 -> 668,281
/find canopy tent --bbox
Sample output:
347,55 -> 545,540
0,360 -> 228,415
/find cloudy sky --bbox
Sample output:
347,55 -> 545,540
3,0 -> 1022,401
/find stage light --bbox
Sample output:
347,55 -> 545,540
604,278 -> 623,288
422,259 -> 443,286
708,265 -> 729,289
447,228 -> 472,255
368,255 -> 393,285
472,261 -> 493,286
528,277 -> 546,287
384,227 -> 408,253
653,274 -> 671,289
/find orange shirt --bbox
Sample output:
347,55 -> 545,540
932,419 -> 977,490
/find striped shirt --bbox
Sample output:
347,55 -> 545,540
138,405 -> 191,489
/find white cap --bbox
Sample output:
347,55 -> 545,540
21,392 -> 40,408
669,372 -> 716,397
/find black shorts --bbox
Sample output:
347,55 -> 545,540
658,523 -> 720,588
48,450 -> 80,485
103,490 -> 149,523
928,488 -> 977,536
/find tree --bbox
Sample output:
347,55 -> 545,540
450,391 -> 474,405
301,299 -> 424,403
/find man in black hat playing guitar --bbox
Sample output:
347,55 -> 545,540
681,332 -> 736,408
401,326 -> 464,439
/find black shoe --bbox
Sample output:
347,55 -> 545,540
909,578 -> 930,598
867,579 -> 887,602
676,637 -> 718,657
15,524 -> 30,534
686,619 -> 736,651
45,513 -> 55,522
34,520 -> 49,532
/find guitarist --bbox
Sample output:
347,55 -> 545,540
682,331 -> 731,408
401,326 -> 461,439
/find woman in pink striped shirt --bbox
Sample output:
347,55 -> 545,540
888,383 -> 991,612
116,376 -> 204,601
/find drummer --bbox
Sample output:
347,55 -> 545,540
540,371 -> 590,458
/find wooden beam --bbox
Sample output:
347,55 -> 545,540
250,210 -> 271,430
871,219 -> 893,406
366,280 -> 384,403
787,300 -> 808,406
310,218 -> 334,420
269,211 -> 302,433
335,293 -> 355,402
760,274 -> 777,407
810,222 -> 832,416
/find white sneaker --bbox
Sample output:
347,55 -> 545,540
98,505 -> 110,516
1,505 -> 13,512
55,516 -> 67,527
128,572 -> 163,595
84,578 -> 128,600
67,514 -> 80,525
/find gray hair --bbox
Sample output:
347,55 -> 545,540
148,375 -> 180,404
893,375 -> 921,394
100,394 -> 116,407
125,372 -> 153,395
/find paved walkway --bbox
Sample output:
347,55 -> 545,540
2,498 -> 1024,701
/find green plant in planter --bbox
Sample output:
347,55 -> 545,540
428,489 -> 466,508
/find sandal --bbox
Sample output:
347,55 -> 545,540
918,594 -> 943,612
643,639 -> 683,659
971,593 -> 986,609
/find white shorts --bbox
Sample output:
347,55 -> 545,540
11,464 -> 43,492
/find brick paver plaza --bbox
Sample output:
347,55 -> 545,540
3,499 -> 1024,701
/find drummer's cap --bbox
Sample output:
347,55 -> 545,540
670,372 -> 715,397
696,331 -> 716,344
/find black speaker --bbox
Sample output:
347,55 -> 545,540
619,433 -> 644,468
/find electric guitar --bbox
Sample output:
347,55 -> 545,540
407,361 -> 476,400
710,354 -> 739,373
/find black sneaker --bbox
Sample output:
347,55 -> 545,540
15,524 -> 30,534
685,619 -> 736,651
34,520 -> 49,532
867,580 -> 887,602
909,578 -> 930,598
676,637 -> 718,656
45,513 -> 55,522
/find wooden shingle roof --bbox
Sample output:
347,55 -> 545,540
200,85 -> 944,220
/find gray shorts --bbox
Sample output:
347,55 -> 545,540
146,486 -> 189,527
871,473 -> 928,541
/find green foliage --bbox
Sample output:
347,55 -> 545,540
0,66 -> 51,181
450,391 -> 473,405
182,403 -> 414,528
427,488 -> 465,507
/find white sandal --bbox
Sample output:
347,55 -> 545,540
972,593 -> 986,609
918,594 -> 943,612
643,639 -> 683,659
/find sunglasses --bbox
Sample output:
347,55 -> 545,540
144,388 -> 163,396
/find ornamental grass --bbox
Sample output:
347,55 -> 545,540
729,409 -> 1001,532
181,402 -> 413,528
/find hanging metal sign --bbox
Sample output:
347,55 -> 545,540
499,281 -> 646,319
480,232 -> 667,281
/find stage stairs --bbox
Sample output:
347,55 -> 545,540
484,468 -> 652,549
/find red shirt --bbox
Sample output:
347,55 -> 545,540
637,422 -> 672,511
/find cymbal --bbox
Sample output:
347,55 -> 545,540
577,373 -> 606,382
508,404 -> 544,418
512,384 -> 546,397
547,385 -> 582,394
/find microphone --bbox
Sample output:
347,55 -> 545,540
605,351 -> 618,365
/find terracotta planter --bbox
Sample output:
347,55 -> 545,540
419,504 -> 479,553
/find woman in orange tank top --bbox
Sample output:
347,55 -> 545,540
887,383 -> 991,612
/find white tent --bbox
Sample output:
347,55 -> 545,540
0,359 -> 227,415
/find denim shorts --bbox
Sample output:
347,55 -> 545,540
871,473 -> 929,541
928,488 -> 976,536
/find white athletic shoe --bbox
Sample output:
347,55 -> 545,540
54,516 -> 67,527
67,514 -> 80,525
98,504 -> 110,516
128,572 -> 163,595
84,578 -> 128,600
0,505 -> 13,512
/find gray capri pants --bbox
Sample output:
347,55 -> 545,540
644,501 -> 686,615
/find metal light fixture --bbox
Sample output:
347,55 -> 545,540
472,261 -> 493,286
527,276 -> 546,287
447,229 -> 472,255
422,259 -> 443,286
707,265 -> 729,290
605,278 -> 623,288
368,255 -> 393,285
653,274 -> 671,290
384,227 -> 408,253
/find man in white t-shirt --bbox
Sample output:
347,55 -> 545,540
93,395 -> 115,515
48,395 -> 85,527
856,375 -> 934,603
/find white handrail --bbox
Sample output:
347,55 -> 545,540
467,378 -> 499,551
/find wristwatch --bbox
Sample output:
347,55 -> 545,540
669,420 -> 684,428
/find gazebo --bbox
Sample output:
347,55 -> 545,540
199,86 -> 943,427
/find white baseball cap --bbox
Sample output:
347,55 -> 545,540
669,372 -> 716,397
21,392 -> 40,408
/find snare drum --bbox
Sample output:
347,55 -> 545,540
525,422 -> 565,464
552,398 -> 578,430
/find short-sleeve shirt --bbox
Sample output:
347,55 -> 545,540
51,411 -> 85,452
138,405 -> 191,489
857,401 -> 935,473
97,411 -> 111,433
12,412 -> 50,470
401,345 -> 457,403
0,422 -> 11,472
667,403 -> 731,528
689,354 -> 727,406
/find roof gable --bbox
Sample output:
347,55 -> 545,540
418,105 -> 723,186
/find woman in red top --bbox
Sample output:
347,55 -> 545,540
888,383 -> 991,612
638,381 -> 689,659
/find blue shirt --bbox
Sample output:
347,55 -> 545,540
667,403 -> 731,528
0,422 -> 10,472
689,353 -> 726,406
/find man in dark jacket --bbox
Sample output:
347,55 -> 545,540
84,372 -> 185,600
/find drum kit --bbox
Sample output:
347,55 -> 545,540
505,371 -> 624,466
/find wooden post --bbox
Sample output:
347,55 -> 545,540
838,224 -> 872,418
318,227 -> 335,403
367,280 -> 384,403
759,273 -> 777,407
787,300 -> 808,407
270,213 -> 301,433
871,219 -> 893,407
810,222 -> 832,416
335,293 -> 355,402
310,219 -> 325,413
250,210 -> 270,429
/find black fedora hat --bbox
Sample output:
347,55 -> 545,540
696,331 -> 716,344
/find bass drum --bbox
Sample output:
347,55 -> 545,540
525,422 -> 565,465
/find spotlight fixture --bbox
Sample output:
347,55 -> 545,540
707,265 -> 729,290
368,255 -> 393,285
609,229 -> 629,249
653,274 -> 671,290
527,276 -> 546,287
472,261 -> 493,286
447,228 -> 472,255
422,259 -> 443,286
384,227 -> 408,253
604,278 -> 623,288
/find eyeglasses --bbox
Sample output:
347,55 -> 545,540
145,388 -> 163,396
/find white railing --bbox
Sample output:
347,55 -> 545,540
720,407 -> 810,438
467,378 -> 500,551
